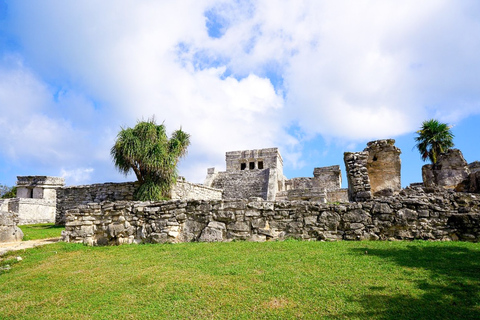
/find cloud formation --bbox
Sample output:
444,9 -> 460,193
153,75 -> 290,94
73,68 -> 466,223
1,0 -> 479,185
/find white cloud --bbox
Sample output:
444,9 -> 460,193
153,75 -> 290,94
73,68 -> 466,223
60,167 -> 94,185
1,0 -> 480,185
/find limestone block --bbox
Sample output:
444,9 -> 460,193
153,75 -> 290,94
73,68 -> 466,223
0,211 -> 23,242
198,222 -> 226,242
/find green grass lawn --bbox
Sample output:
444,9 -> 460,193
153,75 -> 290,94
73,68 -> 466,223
0,240 -> 479,319
19,223 -> 65,241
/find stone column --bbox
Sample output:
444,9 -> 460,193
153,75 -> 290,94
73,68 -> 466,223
364,139 -> 401,196
344,151 -> 372,202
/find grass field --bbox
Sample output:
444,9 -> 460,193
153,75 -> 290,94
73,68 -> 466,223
0,240 -> 479,319
19,223 -> 64,241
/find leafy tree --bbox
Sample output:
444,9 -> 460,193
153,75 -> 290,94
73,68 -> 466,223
414,119 -> 454,164
111,119 -> 190,201
0,185 -> 16,199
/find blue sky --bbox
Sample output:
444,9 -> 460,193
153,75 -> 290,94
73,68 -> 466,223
1,0 -> 480,188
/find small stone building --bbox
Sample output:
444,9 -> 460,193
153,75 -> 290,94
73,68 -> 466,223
13,176 -> 65,224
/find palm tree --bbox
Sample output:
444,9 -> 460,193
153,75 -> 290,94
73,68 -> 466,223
414,119 -> 454,165
111,119 -> 190,201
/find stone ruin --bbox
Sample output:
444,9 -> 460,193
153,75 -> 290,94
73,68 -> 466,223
344,139 -> 402,202
0,211 -> 23,243
1,176 -> 65,225
204,148 -> 285,201
204,147 -> 348,203
3,138 -> 480,244
422,149 -> 480,193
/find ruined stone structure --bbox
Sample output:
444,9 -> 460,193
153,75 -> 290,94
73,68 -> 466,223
7,139 -> 480,247
344,139 -> 402,202
0,211 -> 23,242
422,149 -> 472,192
365,140 -> 402,196
205,148 -> 285,201
55,180 -> 222,225
344,151 -> 372,202
280,165 -> 347,202
62,186 -> 480,245
12,176 -> 65,224
205,148 -> 348,203
171,179 -> 223,201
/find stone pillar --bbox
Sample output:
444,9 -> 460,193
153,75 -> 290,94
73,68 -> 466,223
364,139 -> 401,196
344,151 -> 372,202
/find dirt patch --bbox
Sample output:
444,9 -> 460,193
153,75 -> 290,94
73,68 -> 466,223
263,297 -> 290,309
0,238 -> 61,256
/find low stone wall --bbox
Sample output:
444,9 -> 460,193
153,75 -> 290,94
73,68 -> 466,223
9,198 -> 57,225
326,189 -> 349,203
56,181 -> 223,225
2,198 -> 56,225
0,211 -> 23,242
63,187 -> 480,245
0,199 -> 8,212
56,182 -> 138,225
171,181 -> 222,201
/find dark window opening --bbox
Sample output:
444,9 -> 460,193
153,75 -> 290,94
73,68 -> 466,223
27,189 -> 33,198
258,161 -> 264,169
249,162 -> 255,170
373,155 -> 378,161
241,163 -> 247,170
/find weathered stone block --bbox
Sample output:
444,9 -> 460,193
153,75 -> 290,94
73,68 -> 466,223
227,221 -> 250,232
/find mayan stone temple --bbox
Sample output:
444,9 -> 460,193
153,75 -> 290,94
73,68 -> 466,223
204,147 -> 347,203
2,139 -> 480,244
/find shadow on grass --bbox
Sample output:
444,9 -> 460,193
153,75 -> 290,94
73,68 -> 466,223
346,244 -> 480,320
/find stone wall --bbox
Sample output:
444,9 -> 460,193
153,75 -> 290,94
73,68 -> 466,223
0,211 -> 23,242
62,187 -> 480,245
210,170 -> 270,200
326,189 -> 349,203
170,180 -> 223,201
313,165 -> 342,191
344,151 -> 372,202
56,182 -> 138,225
8,198 -> 57,225
56,180 -> 223,225
282,165 -> 344,202
286,188 -> 326,202
0,199 -> 8,212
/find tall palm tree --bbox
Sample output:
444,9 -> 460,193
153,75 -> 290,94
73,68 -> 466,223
111,119 -> 190,201
414,119 -> 454,165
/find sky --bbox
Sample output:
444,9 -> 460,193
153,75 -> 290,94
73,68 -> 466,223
0,0 -> 480,188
